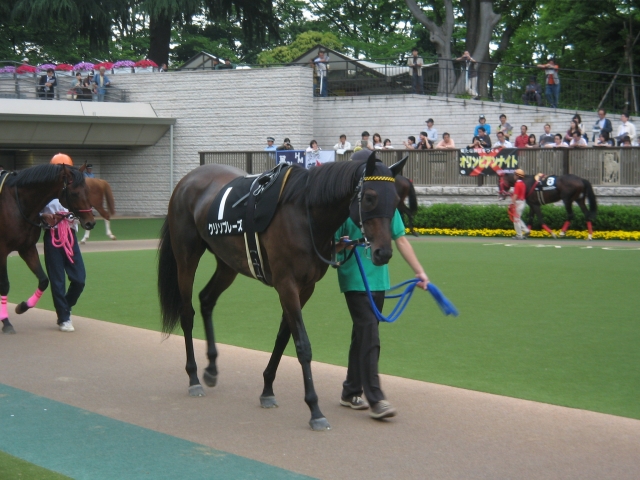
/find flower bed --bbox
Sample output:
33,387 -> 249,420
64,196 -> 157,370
55,63 -> 74,76
407,228 -> 640,241
112,60 -> 135,74
73,62 -> 95,72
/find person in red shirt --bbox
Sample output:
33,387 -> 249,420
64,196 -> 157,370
512,169 -> 530,239
514,125 -> 530,148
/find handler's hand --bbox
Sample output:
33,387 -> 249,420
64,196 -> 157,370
40,213 -> 61,226
415,272 -> 429,290
336,236 -> 353,253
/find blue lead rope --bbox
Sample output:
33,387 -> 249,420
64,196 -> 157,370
348,243 -> 459,322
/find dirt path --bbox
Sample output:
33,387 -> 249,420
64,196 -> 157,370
1,308 -> 639,479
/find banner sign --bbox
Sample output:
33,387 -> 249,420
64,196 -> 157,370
459,147 -> 519,176
276,150 -> 306,167
275,150 -> 336,169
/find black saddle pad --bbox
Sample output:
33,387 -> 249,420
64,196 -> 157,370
536,175 -> 558,191
206,164 -> 291,236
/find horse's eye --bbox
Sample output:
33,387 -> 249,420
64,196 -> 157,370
361,192 -> 378,212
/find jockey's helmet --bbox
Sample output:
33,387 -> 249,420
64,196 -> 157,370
515,169 -> 525,178
50,153 -> 73,165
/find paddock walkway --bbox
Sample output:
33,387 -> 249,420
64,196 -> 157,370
1,307 -> 639,479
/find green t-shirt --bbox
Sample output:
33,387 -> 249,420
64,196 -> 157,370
335,210 -> 406,293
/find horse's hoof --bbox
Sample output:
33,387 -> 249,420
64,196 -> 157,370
309,417 -> 331,431
551,233 -> 557,239
80,240 -> 86,245
203,370 -> 217,387
110,235 -> 117,241
2,322 -> 16,334
188,385 -> 205,397
260,396 -> 278,408
14,302 -> 29,315
587,235 -> 593,241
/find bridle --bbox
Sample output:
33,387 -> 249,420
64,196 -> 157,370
15,171 -> 93,229
307,165 -> 395,267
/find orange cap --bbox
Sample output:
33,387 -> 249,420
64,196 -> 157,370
50,153 -> 73,165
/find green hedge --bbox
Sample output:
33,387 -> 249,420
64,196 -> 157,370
410,204 -> 640,231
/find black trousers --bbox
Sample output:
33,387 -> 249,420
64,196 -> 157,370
43,230 -> 85,324
342,291 -> 386,405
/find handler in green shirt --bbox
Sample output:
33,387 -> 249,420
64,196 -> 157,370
335,210 -> 429,420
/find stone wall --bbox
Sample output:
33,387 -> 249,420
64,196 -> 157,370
312,94 -> 605,150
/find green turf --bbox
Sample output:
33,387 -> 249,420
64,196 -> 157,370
6,242 -> 640,419
0,450 -> 71,480
39,218 -> 165,242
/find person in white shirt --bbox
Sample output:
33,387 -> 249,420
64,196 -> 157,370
41,154 -> 86,332
333,134 -> 352,153
493,131 -> 513,148
545,133 -> 569,148
616,113 -> 636,146
264,137 -> 277,151
569,131 -> 588,147
314,50 -> 329,97
539,124 -> 554,146
424,118 -> 438,144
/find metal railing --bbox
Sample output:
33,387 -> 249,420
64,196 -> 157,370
0,65 -> 128,102
200,148 -> 640,187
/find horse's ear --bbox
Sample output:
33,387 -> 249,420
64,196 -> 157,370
365,150 -> 377,176
389,156 -> 408,177
78,162 -> 87,173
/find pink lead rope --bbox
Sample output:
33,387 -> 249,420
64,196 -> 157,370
51,215 -> 76,264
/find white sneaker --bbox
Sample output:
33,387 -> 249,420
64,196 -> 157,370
59,320 -> 75,332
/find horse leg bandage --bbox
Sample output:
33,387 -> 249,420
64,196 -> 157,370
26,288 -> 44,308
587,221 -> 593,236
542,224 -> 554,235
1,296 -> 7,320
561,221 -> 571,232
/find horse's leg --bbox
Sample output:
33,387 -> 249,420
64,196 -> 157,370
260,284 -> 314,408
80,228 -> 90,244
174,241 -> 207,397
576,197 -> 593,240
533,204 -> 555,238
95,205 -> 116,240
559,197 -> 574,237
198,257 -> 238,388
14,245 -> 49,315
104,219 -> 116,240
277,283 -> 329,431
0,254 -> 14,334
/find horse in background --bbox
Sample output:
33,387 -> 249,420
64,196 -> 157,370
499,173 -> 598,239
80,178 -> 116,243
0,164 -> 94,333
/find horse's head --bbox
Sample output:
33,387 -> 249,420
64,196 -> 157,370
350,151 -> 400,265
498,173 -> 514,200
59,165 -> 95,230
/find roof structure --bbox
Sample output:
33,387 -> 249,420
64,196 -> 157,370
178,51 -> 222,71
289,44 -> 436,78
0,99 -> 175,148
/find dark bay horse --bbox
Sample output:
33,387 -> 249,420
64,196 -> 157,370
0,164 -> 95,333
80,178 -> 117,243
158,153 -> 405,430
499,173 -> 598,239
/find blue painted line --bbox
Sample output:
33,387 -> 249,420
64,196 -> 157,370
0,384 -> 315,480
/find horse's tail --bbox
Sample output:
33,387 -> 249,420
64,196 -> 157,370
158,218 -> 182,334
583,179 -> 598,219
407,178 -> 418,215
103,181 -> 116,215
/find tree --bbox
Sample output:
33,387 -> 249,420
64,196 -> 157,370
257,31 -> 342,64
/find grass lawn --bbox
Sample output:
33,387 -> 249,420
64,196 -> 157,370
5,241 -> 640,419
0,450 -> 71,479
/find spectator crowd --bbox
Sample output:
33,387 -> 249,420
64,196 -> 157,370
264,110 -> 637,154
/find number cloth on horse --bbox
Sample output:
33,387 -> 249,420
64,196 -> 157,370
206,163 -> 292,236
206,163 -> 293,285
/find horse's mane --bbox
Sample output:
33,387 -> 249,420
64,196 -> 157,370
6,164 -> 85,188
281,161 -> 364,207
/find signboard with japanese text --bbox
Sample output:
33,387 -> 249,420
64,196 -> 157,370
459,147 -> 519,176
